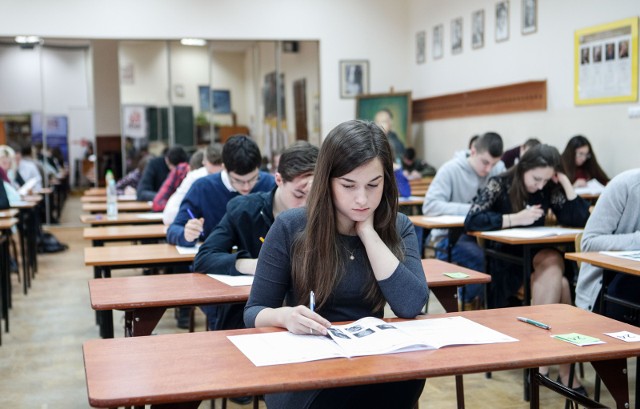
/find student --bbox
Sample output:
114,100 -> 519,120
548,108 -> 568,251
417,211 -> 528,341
374,108 -> 405,163
401,147 -> 436,180
136,147 -> 170,201
14,145 -> 43,191
194,141 -> 319,331
464,144 -> 589,393
501,137 -> 540,169
116,154 -> 150,195
560,135 -> 609,188
422,132 -> 506,306
575,169 -> 640,323
162,144 -> 223,226
166,135 -> 274,246
244,120 -> 428,409
151,146 -> 189,212
0,146 -> 21,204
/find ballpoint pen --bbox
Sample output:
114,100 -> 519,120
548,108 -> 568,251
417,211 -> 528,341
309,291 -> 315,312
186,209 -> 204,237
517,316 -> 551,330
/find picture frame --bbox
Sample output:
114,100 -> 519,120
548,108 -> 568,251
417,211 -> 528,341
199,86 -> 232,114
451,18 -> 463,54
416,31 -> 426,64
495,1 -> 510,42
433,24 -> 444,60
471,10 -> 485,49
355,91 -> 412,148
521,0 -> 537,34
339,60 -> 369,99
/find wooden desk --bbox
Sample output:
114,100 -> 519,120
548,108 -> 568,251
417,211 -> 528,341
80,195 -> 138,203
11,201 -> 38,294
566,252 -> 640,276
82,201 -> 153,214
469,228 -> 581,306
410,215 -> 465,261
84,188 -> 106,196
422,259 -> 490,313
80,212 -> 164,226
83,304 -> 638,409
83,224 -> 166,246
0,217 -> 17,339
0,209 -> 19,218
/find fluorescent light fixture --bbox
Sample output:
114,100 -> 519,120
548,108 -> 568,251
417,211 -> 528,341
180,38 -> 206,46
15,35 -> 42,44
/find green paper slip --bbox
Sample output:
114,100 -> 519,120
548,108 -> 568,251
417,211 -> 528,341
443,272 -> 470,279
552,333 -> 605,346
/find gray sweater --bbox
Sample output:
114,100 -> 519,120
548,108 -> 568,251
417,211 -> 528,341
575,169 -> 640,311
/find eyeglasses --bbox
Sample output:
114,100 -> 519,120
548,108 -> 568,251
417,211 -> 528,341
575,152 -> 592,159
229,173 -> 260,188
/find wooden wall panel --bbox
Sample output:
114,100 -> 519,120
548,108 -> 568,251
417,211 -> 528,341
412,81 -> 546,121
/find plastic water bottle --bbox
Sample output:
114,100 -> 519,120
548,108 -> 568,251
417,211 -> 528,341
106,170 -> 118,220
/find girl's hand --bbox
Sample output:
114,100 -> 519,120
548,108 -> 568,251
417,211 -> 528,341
355,211 -> 376,238
514,205 -> 544,226
573,178 -> 587,187
281,305 -> 331,336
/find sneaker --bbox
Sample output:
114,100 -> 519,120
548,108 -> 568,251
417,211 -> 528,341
230,396 -> 254,405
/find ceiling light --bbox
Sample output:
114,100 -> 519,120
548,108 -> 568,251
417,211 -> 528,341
15,35 -> 42,44
180,38 -> 206,46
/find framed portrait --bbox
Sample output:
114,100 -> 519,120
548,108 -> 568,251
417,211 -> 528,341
416,31 -> 426,64
339,60 -> 369,99
355,92 -> 412,148
495,1 -> 510,42
433,24 -> 444,59
472,10 -> 485,49
522,0 -> 537,34
451,18 -> 463,54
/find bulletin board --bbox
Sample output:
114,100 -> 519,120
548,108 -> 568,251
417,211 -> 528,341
574,17 -> 638,105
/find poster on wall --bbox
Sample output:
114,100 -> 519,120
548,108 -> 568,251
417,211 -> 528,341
122,105 -> 147,138
574,17 -> 638,105
31,113 -> 69,163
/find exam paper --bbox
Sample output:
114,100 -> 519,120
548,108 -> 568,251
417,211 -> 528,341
136,213 -> 164,220
482,227 -> 583,239
574,179 -> 605,196
207,274 -> 254,286
420,215 -> 466,224
175,244 -> 201,255
600,251 -> 640,262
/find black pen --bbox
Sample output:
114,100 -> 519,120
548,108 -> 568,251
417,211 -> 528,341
517,316 -> 551,330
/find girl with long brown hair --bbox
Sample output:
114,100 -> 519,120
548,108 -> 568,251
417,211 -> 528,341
244,119 -> 428,409
560,135 -> 609,187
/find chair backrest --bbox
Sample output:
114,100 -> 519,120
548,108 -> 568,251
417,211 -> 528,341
574,232 -> 583,268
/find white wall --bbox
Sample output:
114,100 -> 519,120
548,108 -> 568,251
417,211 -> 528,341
408,0 -> 640,176
92,40 -> 120,135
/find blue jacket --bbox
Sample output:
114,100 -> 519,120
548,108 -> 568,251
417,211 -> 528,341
166,171 -> 274,246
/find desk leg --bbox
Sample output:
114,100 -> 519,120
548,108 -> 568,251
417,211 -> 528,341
523,245 -> 532,306
97,266 -> 114,339
127,308 -> 167,337
592,359 -> 630,409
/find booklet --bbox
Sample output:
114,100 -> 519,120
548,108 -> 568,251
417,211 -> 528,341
600,251 -> 640,262
228,316 -> 518,366
574,179 -> 605,196
175,243 -> 201,255
481,226 -> 583,239
207,274 -> 254,286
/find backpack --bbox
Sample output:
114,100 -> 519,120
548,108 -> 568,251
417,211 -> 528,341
37,231 -> 68,253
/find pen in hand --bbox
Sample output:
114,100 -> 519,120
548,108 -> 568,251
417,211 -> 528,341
309,291 -> 315,312
186,208 -> 204,238
517,316 -> 551,330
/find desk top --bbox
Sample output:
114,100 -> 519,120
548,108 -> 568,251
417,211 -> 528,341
565,252 -> 640,276
0,209 -> 19,218
82,201 -> 153,213
10,201 -> 37,209
84,243 -> 194,267
84,188 -> 107,196
80,212 -> 164,225
83,304 -> 640,407
409,215 -> 464,229
83,224 -> 166,241
422,259 -> 491,286
0,217 -> 18,230
398,196 -> 424,206
81,195 -> 138,203
468,228 -> 581,245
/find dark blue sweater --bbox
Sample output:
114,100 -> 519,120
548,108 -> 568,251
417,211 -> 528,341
166,171 -> 274,246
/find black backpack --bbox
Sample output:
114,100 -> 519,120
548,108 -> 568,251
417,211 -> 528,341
37,231 -> 68,253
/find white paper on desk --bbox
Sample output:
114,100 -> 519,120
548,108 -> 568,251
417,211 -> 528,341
600,251 -> 640,262
175,244 -> 201,254
117,194 -> 137,201
421,215 -> 465,224
574,179 -> 605,196
604,331 -> 640,342
18,178 -> 38,195
136,213 -> 164,220
482,227 -> 583,239
399,196 -> 423,202
207,274 -> 254,286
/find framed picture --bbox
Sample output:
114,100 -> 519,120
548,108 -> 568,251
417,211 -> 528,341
199,87 -> 232,114
339,60 -> 369,99
355,91 -> 412,148
495,1 -> 510,42
433,24 -> 444,59
574,17 -> 638,105
416,31 -> 426,64
472,10 -> 485,49
451,18 -> 463,54
522,0 -> 537,34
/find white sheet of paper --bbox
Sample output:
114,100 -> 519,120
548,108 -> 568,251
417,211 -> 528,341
604,331 -> 640,342
175,244 -> 201,254
136,213 -> 164,220
207,274 -> 254,286
399,196 -> 424,202
574,179 -> 605,196
600,251 -> 640,262
18,178 -> 38,195
421,215 -> 465,224
482,227 -> 583,239
117,194 -> 137,201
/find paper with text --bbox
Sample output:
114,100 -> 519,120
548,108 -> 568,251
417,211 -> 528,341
207,274 -> 254,286
136,213 -> 164,220
421,215 -> 465,224
482,227 -> 583,239
175,244 -> 201,255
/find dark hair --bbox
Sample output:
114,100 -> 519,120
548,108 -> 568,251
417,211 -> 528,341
523,138 -> 541,150
291,120 -> 401,313
560,135 -> 609,185
404,147 -> 416,161
222,135 -> 262,175
277,141 -> 319,182
508,144 -> 563,212
165,145 -> 188,166
468,134 -> 479,149
21,145 -> 33,157
188,150 -> 204,170
136,154 -> 151,173
473,132 -> 504,157
205,143 -> 223,165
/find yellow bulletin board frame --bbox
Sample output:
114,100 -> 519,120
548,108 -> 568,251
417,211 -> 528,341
574,17 -> 638,105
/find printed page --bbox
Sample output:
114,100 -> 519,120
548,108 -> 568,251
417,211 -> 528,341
228,331 -> 346,366
326,317 -> 433,357
175,243 -> 201,255
574,179 -> 605,196
207,274 -> 254,286
396,316 -> 518,348
421,215 -> 465,224
600,250 -> 640,262
482,227 -> 583,239
136,213 -> 164,220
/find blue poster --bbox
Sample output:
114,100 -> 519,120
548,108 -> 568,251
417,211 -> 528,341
31,113 -> 69,163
